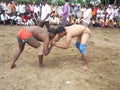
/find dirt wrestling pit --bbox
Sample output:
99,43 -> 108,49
0,25 -> 120,90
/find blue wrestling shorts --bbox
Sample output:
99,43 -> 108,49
75,41 -> 86,54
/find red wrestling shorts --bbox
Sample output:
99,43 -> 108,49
17,28 -> 34,43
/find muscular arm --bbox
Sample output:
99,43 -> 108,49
52,34 -> 61,42
43,39 -> 54,55
54,34 -> 71,49
43,41 -> 50,56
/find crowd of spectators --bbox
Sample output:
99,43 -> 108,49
0,1 -> 120,28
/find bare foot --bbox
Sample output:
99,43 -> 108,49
39,64 -> 45,68
10,64 -> 16,69
81,65 -> 88,70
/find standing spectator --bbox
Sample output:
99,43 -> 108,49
19,2 -> 26,15
9,1 -> 15,13
1,1 -> 7,12
106,5 -> 114,21
6,2 -> 11,15
25,2 -> 30,13
81,4 -> 92,27
0,2 -> 3,14
29,2 -> 34,13
56,4 -> 63,17
61,0 -> 69,26
34,3 -> 41,14
72,4 -> 79,16
114,6 -> 119,18
38,0 -> 50,30
15,3 -> 19,13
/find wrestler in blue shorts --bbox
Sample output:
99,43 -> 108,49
75,41 -> 86,54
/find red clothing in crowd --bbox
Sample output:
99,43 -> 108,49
22,15 -> 29,22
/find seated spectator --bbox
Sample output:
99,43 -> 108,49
49,14 -> 59,25
71,15 -> 76,24
15,13 -> 24,25
66,15 -> 76,25
117,9 -> 120,27
76,17 -> 83,24
22,12 -> 29,23
100,17 -> 105,27
90,18 -> 100,27
66,15 -> 72,25
76,18 -> 80,24
10,13 -> 16,25
36,12 -> 41,23
25,17 -> 35,26
107,19 -> 114,28
30,12 -> 38,25
57,15 -> 62,25
113,18 -> 117,27
0,10 -> 10,24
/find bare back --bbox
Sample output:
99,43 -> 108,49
65,24 -> 91,38
24,26 -> 49,42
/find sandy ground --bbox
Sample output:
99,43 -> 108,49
0,25 -> 120,90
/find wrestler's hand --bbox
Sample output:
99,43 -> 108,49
51,41 -> 56,46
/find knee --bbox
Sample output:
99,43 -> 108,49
80,44 -> 86,54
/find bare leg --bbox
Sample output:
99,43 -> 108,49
81,54 -> 89,70
80,33 -> 90,70
28,40 -> 43,67
38,55 -> 44,67
10,42 -> 25,69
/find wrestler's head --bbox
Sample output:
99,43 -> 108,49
48,28 -> 57,40
56,26 -> 66,37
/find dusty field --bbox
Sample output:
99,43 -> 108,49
0,25 -> 120,90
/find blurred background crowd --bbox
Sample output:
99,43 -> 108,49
0,0 -> 120,28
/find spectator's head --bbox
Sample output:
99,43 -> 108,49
42,0 -> 47,5
86,4 -> 92,9
108,5 -> 112,8
64,0 -> 69,2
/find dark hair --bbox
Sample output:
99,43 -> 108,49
48,28 -> 57,34
65,0 -> 69,2
56,26 -> 65,33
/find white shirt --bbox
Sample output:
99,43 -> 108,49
6,4 -> 11,14
15,4 -> 19,12
10,15 -> 16,20
82,8 -> 92,24
41,4 -> 50,21
1,2 -> 7,11
34,5 -> 40,14
49,16 -> 59,24
114,8 -> 119,17
19,4 -> 25,13
1,14 -> 10,21
57,6 -> 63,16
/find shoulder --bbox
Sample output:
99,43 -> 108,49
45,4 -> 50,7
